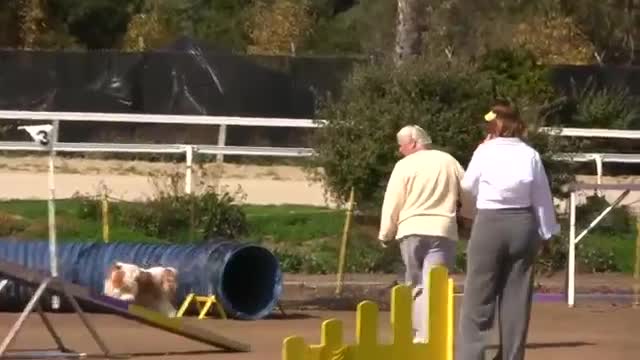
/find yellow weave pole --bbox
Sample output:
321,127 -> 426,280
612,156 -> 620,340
101,185 -> 109,243
634,221 -> 640,308
335,187 -> 355,296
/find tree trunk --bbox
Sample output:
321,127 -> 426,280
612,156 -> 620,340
18,0 -> 45,50
394,0 -> 425,66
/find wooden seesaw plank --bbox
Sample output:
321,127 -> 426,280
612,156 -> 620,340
0,260 -> 251,353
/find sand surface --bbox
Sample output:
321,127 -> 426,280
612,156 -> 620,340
0,155 -> 639,211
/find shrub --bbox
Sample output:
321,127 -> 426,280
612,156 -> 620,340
477,47 -> 555,110
0,212 -> 28,237
478,47 -> 580,198
561,77 -> 640,130
309,58 -> 492,208
309,48 -> 579,210
534,195 -> 636,275
120,187 -> 249,242
75,187 -> 249,242
576,194 -> 635,235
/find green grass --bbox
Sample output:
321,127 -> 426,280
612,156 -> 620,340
0,199 -> 351,245
0,199 -> 161,243
0,199 -> 636,275
575,231 -> 637,273
244,205 -> 346,244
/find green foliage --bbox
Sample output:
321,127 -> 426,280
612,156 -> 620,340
302,0 -> 395,55
309,58 -> 492,207
270,233 -> 403,274
76,187 -> 248,242
246,207 -> 344,244
476,47 -> 581,198
157,0 -> 254,51
477,47 -> 556,115
48,0 -> 142,49
560,78 -> 640,129
535,235 -> 568,276
0,212 -> 28,236
576,194 -> 635,235
533,195 -> 637,275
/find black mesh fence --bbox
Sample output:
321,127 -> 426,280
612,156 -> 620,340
1,37 -> 640,155
0,37 -> 366,148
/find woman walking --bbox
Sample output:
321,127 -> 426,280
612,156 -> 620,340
456,103 -> 560,360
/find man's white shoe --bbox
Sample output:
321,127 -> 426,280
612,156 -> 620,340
413,337 -> 426,344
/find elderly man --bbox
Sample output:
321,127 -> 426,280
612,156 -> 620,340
378,124 -> 473,343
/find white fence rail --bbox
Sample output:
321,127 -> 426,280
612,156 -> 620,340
0,110 -> 639,187
0,110 -> 322,127
0,110 -> 321,162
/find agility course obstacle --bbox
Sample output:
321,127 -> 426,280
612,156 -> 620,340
0,259 -> 251,358
0,239 -> 283,320
177,293 -> 228,320
282,266 -> 454,360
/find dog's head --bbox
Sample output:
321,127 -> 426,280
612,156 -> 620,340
106,262 -> 141,296
159,267 -> 178,295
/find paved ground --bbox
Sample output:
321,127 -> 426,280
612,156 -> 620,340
1,301 -> 639,360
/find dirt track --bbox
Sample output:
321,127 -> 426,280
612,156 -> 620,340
1,301 -> 639,359
1,156 -> 640,211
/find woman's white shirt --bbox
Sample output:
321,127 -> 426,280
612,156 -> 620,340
461,137 -> 561,240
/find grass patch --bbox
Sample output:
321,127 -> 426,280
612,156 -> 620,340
0,199 -> 636,275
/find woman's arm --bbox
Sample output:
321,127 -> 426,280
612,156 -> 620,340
461,148 -> 483,198
531,153 -> 561,240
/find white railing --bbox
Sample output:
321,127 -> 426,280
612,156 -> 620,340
0,110 -> 322,163
538,126 -> 640,185
0,110 -> 322,127
1,110 -> 639,188
538,126 -> 640,139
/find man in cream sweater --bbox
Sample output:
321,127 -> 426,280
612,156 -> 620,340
379,125 -> 473,343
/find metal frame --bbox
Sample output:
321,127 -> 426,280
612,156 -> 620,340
0,277 -> 114,359
567,183 -> 640,308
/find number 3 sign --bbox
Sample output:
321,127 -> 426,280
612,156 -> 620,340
18,124 -> 53,147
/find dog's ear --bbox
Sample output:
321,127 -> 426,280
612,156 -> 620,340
162,268 -> 177,280
110,268 -> 125,289
160,268 -> 178,294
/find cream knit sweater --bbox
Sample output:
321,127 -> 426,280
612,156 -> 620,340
378,149 -> 473,242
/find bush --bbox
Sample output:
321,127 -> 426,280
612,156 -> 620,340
535,195 -> 636,275
75,187 -> 249,242
0,212 -> 28,236
309,48 -> 580,210
309,58 -> 493,208
478,47 -> 580,198
477,47 -> 555,110
123,187 -> 248,241
576,194 -> 635,235
561,77 -> 640,130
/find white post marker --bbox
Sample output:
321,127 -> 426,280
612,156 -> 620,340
18,122 -> 61,310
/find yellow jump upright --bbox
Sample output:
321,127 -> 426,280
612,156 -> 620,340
176,293 -> 227,320
282,266 -> 455,360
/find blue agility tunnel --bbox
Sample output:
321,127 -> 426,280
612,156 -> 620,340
0,239 -> 283,320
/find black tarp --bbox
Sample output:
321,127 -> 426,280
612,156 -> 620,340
0,37 -> 361,147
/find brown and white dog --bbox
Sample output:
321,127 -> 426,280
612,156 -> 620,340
104,262 -> 179,317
